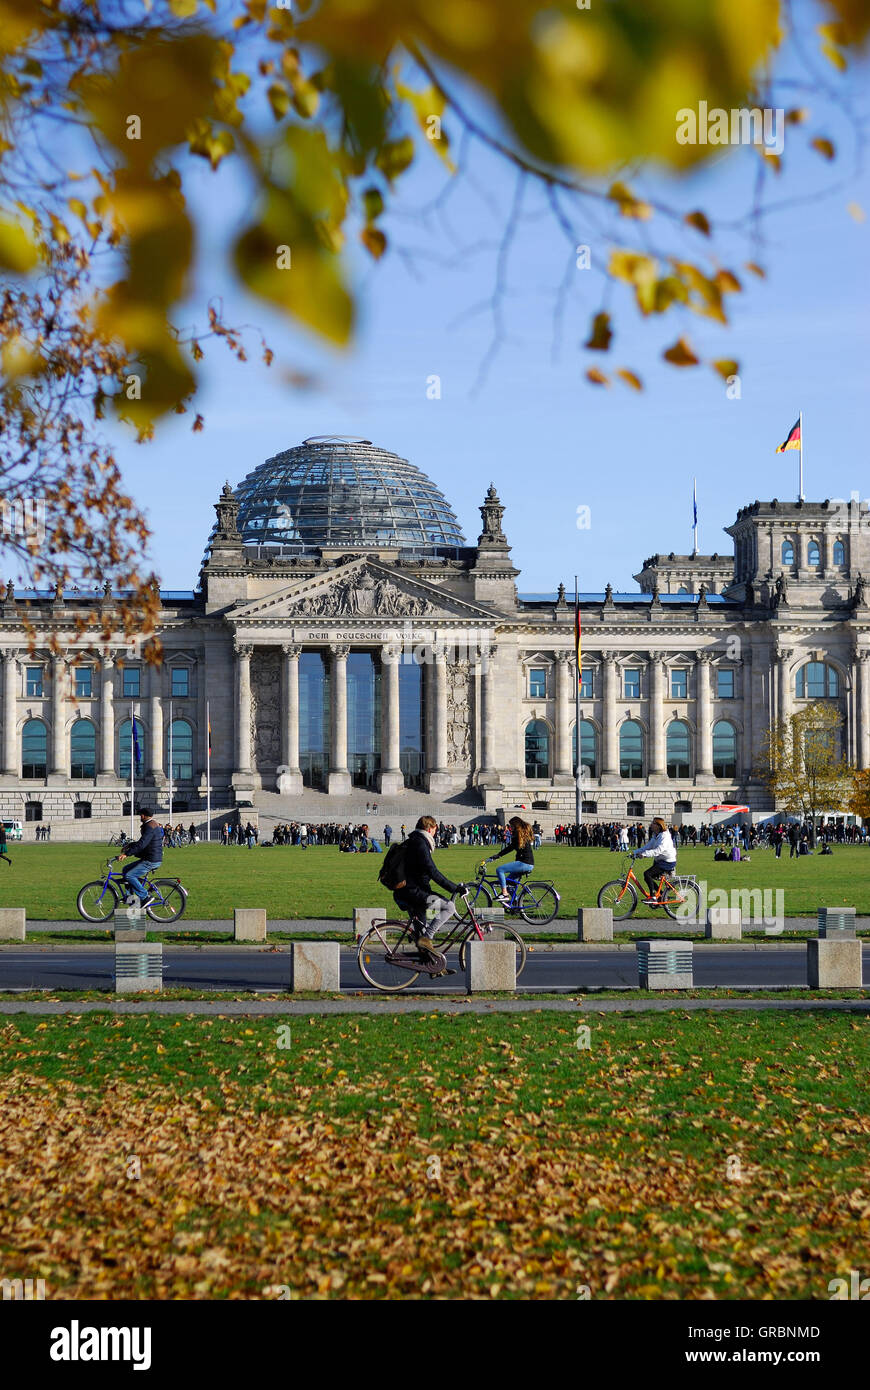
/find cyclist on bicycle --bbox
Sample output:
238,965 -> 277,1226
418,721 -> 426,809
486,816 -> 535,903
116,808 -> 164,908
393,815 -> 466,960
633,816 -> 677,903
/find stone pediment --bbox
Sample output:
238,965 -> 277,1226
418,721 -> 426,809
230,557 -> 498,622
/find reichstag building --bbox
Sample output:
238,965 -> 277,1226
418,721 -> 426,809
2,435 -> 868,828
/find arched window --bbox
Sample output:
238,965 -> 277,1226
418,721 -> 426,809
712,721 -> 737,778
666,721 -> 691,778
676,585 -> 690,596
22,719 -> 47,778
167,719 -> 194,781
833,538 -> 846,566
524,720 -> 551,779
781,539 -> 794,565
807,539 -> 821,568
795,662 -> 839,698
619,720 -> 643,779
70,718 -> 96,779
572,720 -> 598,778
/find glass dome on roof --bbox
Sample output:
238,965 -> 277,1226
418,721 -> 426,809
225,436 -> 466,555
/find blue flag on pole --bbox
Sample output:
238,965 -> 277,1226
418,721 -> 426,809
693,478 -> 698,528
132,716 -> 142,772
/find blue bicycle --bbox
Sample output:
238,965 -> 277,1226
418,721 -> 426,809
459,861 -> 560,924
76,858 -> 188,924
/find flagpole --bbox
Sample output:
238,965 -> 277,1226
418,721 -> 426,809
575,575 -> 582,833
206,699 -> 211,843
693,477 -> 698,556
168,699 -> 173,828
129,703 -> 134,839
799,410 -> 804,501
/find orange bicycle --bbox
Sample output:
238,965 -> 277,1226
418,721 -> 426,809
597,853 -> 700,922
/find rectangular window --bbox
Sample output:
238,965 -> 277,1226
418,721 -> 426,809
580,668 -> 594,698
529,667 -> 547,699
122,668 -> 140,698
624,668 -> 640,699
670,669 -> 687,699
171,667 -> 189,697
717,669 -> 735,699
74,667 -> 92,699
25,667 -> 43,698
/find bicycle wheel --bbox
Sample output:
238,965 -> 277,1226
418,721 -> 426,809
458,922 -> 527,980
663,880 -> 701,923
454,878 -> 494,914
146,882 -> 187,923
597,879 -> 638,920
77,880 -> 120,922
516,881 -> 559,925
357,922 -> 421,991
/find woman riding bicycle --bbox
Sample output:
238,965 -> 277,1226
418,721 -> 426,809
634,816 -> 677,902
486,816 -> 535,903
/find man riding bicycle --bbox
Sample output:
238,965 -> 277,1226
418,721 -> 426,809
633,816 -> 677,903
116,808 -> 164,908
393,815 -> 466,964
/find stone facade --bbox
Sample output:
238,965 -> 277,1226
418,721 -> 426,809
1,471 -> 869,826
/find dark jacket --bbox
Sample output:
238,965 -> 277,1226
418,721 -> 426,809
400,829 -> 459,896
492,833 -> 534,866
125,818 -> 164,864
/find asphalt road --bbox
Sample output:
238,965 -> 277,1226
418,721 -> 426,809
1,944 -> 865,992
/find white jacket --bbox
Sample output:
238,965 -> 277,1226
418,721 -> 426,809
637,829 -> 677,863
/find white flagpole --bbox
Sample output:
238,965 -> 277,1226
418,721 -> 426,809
206,699 -> 211,843
693,477 -> 698,556
168,699 -> 174,828
129,702 -> 134,838
799,410 -> 804,501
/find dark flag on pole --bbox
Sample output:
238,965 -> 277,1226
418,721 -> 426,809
132,716 -> 142,773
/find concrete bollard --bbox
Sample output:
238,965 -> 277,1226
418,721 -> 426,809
353,907 -> 385,940
234,908 -> 266,942
807,939 -> 863,988
0,908 -> 25,941
114,904 -> 146,942
636,939 -> 693,989
817,907 -> 856,938
577,907 -> 613,942
705,907 -> 742,940
115,942 -> 163,993
464,940 -> 516,993
291,941 -> 341,992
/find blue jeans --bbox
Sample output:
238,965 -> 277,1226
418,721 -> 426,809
496,861 -> 533,892
123,859 -> 160,902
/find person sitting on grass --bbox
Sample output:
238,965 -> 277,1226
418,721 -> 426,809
633,816 -> 677,904
486,816 -> 535,903
393,814 -> 466,964
116,808 -> 164,908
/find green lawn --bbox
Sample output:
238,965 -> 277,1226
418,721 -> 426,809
0,1010 -> 867,1299
2,841 -> 866,919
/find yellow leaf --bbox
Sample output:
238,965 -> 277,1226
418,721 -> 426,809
0,217 -> 38,272
712,358 -> 739,380
616,368 -> 643,391
584,312 -> 612,351
745,261 -> 766,278
169,0 -> 198,13
847,202 -> 865,223
811,136 -> 835,160
715,269 -> 742,294
684,210 -> 711,236
586,367 -> 610,386
268,83 -> 290,121
360,226 -> 387,260
608,181 -> 652,220
376,137 -> 415,183
663,337 -> 699,367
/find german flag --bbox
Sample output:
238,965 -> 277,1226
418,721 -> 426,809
775,418 -> 801,453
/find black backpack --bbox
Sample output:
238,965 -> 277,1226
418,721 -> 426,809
378,842 -> 407,890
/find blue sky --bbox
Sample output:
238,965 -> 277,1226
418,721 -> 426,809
110,29 -> 870,594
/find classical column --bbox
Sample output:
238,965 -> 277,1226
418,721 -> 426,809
554,651 -> 573,780
379,643 -> 403,794
427,641 -> 451,794
328,644 -> 351,795
648,656 -> 666,778
234,642 -> 253,781
98,655 -> 114,779
777,646 -> 793,729
476,644 -> 500,787
148,662 -> 164,784
741,650 -> 754,779
600,655 -> 618,783
2,650 -> 17,776
695,653 -> 713,779
278,644 -> 303,795
858,651 -> 870,769
50,654 -> 67,777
